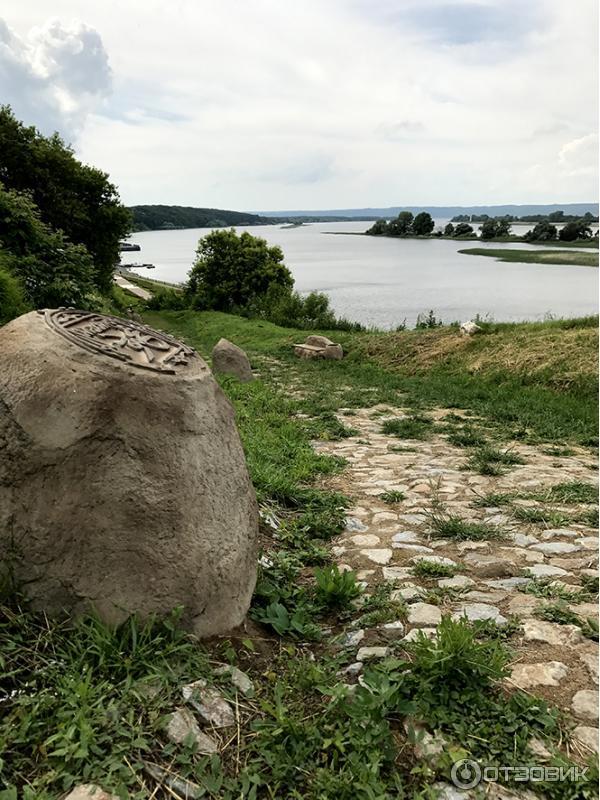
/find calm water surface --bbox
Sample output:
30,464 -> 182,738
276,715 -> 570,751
120,221 -> 598,328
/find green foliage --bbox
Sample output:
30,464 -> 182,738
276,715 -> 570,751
412,212 -> 435,236
443,222 -> 455,236
314,565 -> 362,609
559,219 -> 593,241
411,560 -> 458,579
0,106 -> 131,291
129,204 -> 270,231
543,481 -> 598,504
381,413 -> 434,440
0,185 -> 97,309
188,228 -> 293,312
144,287 -> 188,310
446,425 -> 487,447
428,512 -> 506,541
388,210 -> 414,236
250,283 -> 364,331
471,491 -> 514,508
524,220 -> 558,241
463,445 -> 525,475
479,218 -> 512,239
0,263 -> 28,323
453,222 -> 474,237
379,490 -> 406,504
512,505 -> 570,527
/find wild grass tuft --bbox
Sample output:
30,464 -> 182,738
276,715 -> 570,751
429,512 -> 506,542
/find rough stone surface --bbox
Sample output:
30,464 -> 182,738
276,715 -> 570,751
453,603 -> 507,624
0,311 -> 258,637
214,665 -> 254,695
573,725 -> 599,753
166,707 -> 219,753
357,646 -> 390,661
182,680 -> 235,727
294,336 -> 343,360
407,602 -> 442,627
572,690 -> 599,723
522,619 -> 583,647
510,661 -> 568,688
64,788 -> 120,800
211,337 -> 254,382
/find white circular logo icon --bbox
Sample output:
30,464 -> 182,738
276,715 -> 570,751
451,759 -> 482,790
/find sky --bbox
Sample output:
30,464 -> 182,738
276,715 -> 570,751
1,0 -> 598,211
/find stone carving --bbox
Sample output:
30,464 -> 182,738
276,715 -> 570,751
42,308 -> 197,374
1,310 -> 258,637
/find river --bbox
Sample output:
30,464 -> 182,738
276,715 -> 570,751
119,221 -> 598,328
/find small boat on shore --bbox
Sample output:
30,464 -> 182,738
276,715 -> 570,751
127,262 -> 155,269
119,242 -> 141,252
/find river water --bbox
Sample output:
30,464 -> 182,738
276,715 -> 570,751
120,221 -> 598,328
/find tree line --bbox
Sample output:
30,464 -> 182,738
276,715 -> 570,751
0,106 -> 131,323
130,205 -> 273,231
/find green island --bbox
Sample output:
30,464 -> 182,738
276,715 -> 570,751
1,107 -> 599,799
459,248 -> 599,267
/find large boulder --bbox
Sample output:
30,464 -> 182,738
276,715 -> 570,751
0,309 -> 258,637
211,337 -> 253,382
294,335 -> 343,360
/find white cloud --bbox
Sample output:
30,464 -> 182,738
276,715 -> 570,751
1,0 -> 597,207
558,134 -> 598,177
0,17 -> 111,141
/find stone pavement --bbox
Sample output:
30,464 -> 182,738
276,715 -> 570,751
314,406 -> 599,756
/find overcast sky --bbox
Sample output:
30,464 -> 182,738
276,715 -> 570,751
1,0 -> 598,210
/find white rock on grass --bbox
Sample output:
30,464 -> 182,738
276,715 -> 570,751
452,603 -> 507,624
379,620 -> 405,640
182,680 -> 235,728
64,787 -> 120,800
407,603 -> 442,627
392,584 -> 424,602
403,628 -> 438,643
214,665 -> 254,695
510,662 -> 568,689
409,555 -> 457,567
572,690 -> 600,723
356,646 -> 390,661
166,707 -> 219,753
345,517 -> 368,533
337,629 -> 365,648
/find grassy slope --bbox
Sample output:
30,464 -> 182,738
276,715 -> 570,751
144,311 -> 599,444
459,247 -> 599,267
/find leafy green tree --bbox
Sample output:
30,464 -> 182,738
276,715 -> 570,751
412,212 -> 435,236
366,219 -> 389,235
559,220 -> 593,241
443,222 -> 455,236
0,106 -> 131,291
524,221 -> 557,241
388,211 -> 414,236
187,229 -> 293,311
453,222 -> 474,237
0,257 -> 28,323
0,184 -> 96,309
548,210 -> 565,222
479,219 -> 512,239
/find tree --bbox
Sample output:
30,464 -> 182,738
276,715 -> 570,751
443,222 -> 455,236
366,219 -> 389,235
453,222 -> 474,237
479,219 -> 512,239
548,210 -> 565,223
559,220 -> 593,241
187,229 -> 293,311
388,211 -> 414,236
412,212 -> 435,236
524,221 -> 557,241
0,106 -> 131,292
0,183 -> 96,309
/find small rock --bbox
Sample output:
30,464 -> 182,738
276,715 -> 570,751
341,661 -> 363,677
64,787 -> 120,800
214,665 -> 254,695
361,548 -> 393,565
383,566 -> 413,582
579,537 -> 599,551
211,338 -> 254,382
573,725 -> 599,753
357,646 -> 390,661
530,542 -> 581,555
463,554 -> 514,577
464,590 -> 507,603
579,652 -> 600,685
431,782 -> 475,800
453,603 -> 507,624
540,529 -> 579,540
522,619 -> 583,646
438,575 -> 475,589
181,680 -> 235,727
508,594 -> 540,616
351,534 -> 380,547
407,602 -> 442,627
457,541 -> 489,552
484,577 -> 531,590
379,620 -> 405,640
510,533 -> 539,547
392,543 -> 434,553
166,707 -> 219,753
572,690 -> 599,723
410,555 -> 457,567
337,629 -> 365,648
391,530 -> 422,543
527,564 -> 569,579
529,737 -> 552,760
345,517 -> 368,533
392,584 -> 424,602
460,320 -> 482,336
510,661 -> 568,688
402,627 -> 438,642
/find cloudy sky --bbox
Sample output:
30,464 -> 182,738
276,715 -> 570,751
1,0 -> 598,210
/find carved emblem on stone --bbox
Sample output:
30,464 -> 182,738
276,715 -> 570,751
43,308 -> 199,374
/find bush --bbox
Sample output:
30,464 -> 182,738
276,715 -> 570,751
0,263 -> 28,323
145,287 -> 187,310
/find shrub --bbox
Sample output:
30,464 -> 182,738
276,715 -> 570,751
0,263 -> 28,323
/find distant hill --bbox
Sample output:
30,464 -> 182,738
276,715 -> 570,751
258,203 -> 599,219
129,205 -> 276,231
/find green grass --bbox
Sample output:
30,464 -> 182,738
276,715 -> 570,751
458,247 -> 599,267
381,414 -> 434,440
378,490 -> 406,504
411,560 -> 459,579
511,505 -> 571,528
429,513 -> 506,542
463,445 -> 525,475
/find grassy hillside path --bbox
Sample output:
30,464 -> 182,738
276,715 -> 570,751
315,405 -> 599,754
